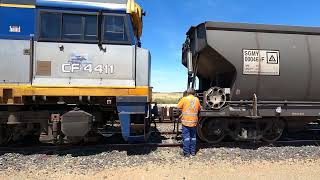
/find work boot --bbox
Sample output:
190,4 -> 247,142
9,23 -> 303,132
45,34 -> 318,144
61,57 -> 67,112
180,151 -> 190,158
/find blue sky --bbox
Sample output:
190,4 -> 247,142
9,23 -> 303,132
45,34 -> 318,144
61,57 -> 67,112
136,0 -> 320,92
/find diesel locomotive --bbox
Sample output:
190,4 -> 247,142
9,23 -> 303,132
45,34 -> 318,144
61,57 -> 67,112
0,0 -> 151,144
183,22 -> 320,143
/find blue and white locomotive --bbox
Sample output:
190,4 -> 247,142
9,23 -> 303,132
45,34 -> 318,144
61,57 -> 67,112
0,0 -> 151,144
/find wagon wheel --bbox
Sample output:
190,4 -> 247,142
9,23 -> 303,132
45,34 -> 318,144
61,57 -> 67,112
226,120 -> 241,140
262,119 -> 285,142
198,118 -> 226,143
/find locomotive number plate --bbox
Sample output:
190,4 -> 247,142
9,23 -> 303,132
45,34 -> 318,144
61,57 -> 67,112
61,64 -> 115,74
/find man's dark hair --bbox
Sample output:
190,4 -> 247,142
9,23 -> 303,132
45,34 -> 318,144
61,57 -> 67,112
183,90 -> 187,97
187,88 -> 195,95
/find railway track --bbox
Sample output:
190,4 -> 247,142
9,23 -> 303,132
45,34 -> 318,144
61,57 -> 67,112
0,126 -> 319,154
0,143 -> 182,154
0,139 -> 320,154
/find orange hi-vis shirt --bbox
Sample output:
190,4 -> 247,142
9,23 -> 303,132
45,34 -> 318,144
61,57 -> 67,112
177,94 -> 201,127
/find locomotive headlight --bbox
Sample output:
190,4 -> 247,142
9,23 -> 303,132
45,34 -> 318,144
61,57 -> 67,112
276,106 -> 282,114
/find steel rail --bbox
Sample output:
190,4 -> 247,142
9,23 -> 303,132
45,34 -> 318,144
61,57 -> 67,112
0,143 -> 182,153
1,139 -> 320,154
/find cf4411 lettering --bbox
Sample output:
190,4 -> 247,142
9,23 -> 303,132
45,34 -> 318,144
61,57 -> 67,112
62,64 -> 115,74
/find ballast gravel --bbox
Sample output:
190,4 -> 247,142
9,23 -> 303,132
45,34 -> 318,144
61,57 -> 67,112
0,123 -> 320,179
1,145 -> 320,175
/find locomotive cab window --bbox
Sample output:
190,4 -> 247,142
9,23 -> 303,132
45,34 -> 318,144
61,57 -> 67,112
62,14 -> 98,41
39,11 -> 98,42
39,12 -> 62,40
39,12 -> 131,44
103,15 -> 130,44
84,16 -> 98,40
62,14 -> 82,40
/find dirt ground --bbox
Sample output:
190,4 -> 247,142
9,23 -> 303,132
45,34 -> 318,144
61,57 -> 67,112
1,159 -> 319,180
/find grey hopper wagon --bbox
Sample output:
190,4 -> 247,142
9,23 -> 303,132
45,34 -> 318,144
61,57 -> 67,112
182,22 -> 320,143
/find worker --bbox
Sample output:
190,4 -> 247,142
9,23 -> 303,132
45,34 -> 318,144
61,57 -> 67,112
177,88 -> 201,157
151,102 -> 159,119
151,102 -> 159,128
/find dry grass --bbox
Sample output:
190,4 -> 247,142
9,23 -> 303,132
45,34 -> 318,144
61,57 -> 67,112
152,92 -> 182,104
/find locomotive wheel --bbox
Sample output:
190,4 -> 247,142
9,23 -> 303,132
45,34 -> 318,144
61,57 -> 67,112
0,125 -> 5,145
0,125 -> 10,146
262,119 -> 285,142
198,118 -> 226,143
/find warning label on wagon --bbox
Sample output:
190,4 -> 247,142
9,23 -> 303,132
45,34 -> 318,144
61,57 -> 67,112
243,49 -> 280,75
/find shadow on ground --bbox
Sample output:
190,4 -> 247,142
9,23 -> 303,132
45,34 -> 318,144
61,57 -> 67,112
1,128 -> 319,157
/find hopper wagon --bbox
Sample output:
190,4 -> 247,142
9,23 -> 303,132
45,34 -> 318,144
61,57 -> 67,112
183,22 -> 320,143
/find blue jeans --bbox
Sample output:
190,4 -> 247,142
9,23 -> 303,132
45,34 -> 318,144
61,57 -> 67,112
182,125 -> 197,155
